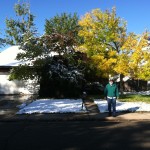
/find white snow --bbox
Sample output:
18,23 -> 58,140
94,100 -> 150,113
17,99 -> 86,114
17,97 -> 150,114
123,91 -> 150,95
94,90 -> 150,113
0,46 -> 64,67
0,46 -> 25,66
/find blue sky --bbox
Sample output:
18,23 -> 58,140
0,0 -> 150,51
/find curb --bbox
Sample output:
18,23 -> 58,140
1,112 -> 150,122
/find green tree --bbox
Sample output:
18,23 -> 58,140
0,30 -> 5,48
10,12 -> 86,97
0,37 -> 5,48
45,13 -> 80,37
5,0 -> 36,45
10,13 -> 81,79
41,13 -> 86,97
45,12 -> 82,51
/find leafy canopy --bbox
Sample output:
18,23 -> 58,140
78,7 -> 150,81
78,7 -> 127,77
120,32 -> 150,80
5,0 -> 37,45
9,12 -> 85,84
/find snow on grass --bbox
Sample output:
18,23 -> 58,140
123,90 -> 150,95
17,95 -> 150,114
94,99 -> 150,113
17,99 -> 86,114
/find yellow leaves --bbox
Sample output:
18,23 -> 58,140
108,50 -> 117,57
143,51 -> 150,61
75,45 -> 87,53
78,30 -> 93,40
104,58 -> 117,69
78,7 -> 150,80
78,7 -> 127,77
125,44 -> 148,79
137,64 -> 150,80
78,12 -> 94,31
120,31 -> 150,80
121,33 -> 137,51
114,54 -> 129,75
92,55 -> 104,64
91,53 -> 117,77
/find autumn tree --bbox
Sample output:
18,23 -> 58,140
78,7 -> 127,92
120,32 -> 150,81
78,7 -> 150,93
78,8 -> 127,77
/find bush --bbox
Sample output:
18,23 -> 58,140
84,82 -> 104,95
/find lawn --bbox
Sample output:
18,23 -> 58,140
89,94 -> 150,103
119,94 -> 150,103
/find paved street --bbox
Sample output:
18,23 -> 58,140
0,96 -> 150,150
0,121 -> 150,150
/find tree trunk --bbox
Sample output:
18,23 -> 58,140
120,74 -> 124,95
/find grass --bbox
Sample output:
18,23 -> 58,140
119,94 -> 150,103
89,94 -> 150,103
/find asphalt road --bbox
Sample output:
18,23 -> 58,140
0,121 -> 150,150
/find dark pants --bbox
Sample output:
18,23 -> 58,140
107,98 -> 116,115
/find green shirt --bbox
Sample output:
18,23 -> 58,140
104,83 -> 119,98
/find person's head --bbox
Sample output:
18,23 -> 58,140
109,78 -> 114,85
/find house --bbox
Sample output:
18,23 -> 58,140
142,37 -> 150,89
0,46 -> 39,95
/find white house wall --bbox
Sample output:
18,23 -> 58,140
0,46 -> 40,95
0,72 -> 39,95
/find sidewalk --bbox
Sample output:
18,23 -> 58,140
0,99 -> 150,122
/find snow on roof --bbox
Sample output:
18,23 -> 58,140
0,45 -> 25,66
0,46 -> 60,67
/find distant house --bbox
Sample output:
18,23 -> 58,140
0,46 -> 39,95
142,37 -> 150,89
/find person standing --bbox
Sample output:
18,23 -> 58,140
104,78 -> 119,117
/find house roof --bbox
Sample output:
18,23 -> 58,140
0,46 -> 25,66
0,45 -> 60,67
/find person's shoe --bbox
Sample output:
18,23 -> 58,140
108,112 -> 112,116
113,113 -> 116,117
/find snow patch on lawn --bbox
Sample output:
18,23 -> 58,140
94,99 -> 150,113
17,99 -> 86,114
